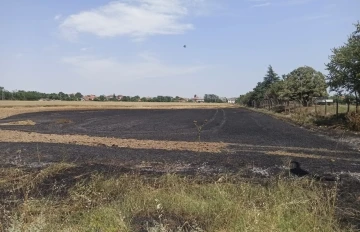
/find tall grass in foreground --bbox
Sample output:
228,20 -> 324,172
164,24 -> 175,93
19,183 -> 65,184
1,164 -> 352,232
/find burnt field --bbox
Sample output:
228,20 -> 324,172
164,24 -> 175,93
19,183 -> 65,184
0,107 -> 356,146
0,107 -> 360,174
1,107 -> 360,229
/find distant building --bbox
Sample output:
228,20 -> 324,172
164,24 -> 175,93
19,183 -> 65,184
227,98 -> 236,104
191,94 -> 204,103
219,97 -> 227,102
315,98 -> 334,105
117,95 -> 123,101
84,95 -> 96,101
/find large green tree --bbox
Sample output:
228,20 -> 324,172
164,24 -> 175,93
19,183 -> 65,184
282,66 -> 327,105
326,22 -> 360,102
263,65 -> 280,89
265,80 -> 284,102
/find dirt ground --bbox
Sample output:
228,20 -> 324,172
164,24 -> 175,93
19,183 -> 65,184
0,107 -> 360,227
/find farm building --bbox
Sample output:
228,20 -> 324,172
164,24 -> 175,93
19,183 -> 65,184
191,95 -> 204,103
227,98 -> 236,104
83,95 -> 96,101
314,98 -> 333,105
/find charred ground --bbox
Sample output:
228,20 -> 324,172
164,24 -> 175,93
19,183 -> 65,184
0,108 -> 360,229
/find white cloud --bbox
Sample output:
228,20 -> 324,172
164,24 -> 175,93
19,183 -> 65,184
80,47 -> 90,52
247,0 -> 313,7
303,14 -> 329,21
251,2 -> 271,7
14,53 -> 24,58
59,0 -> 198,40
54,14 -> 62,21
283,0 -> 313,5
62,53 -> 206,80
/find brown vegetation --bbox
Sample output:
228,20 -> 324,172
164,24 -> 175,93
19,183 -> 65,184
0,129 -> 226,153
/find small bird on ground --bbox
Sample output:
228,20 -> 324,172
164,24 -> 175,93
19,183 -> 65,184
290,161 -> 309,177
289,161 -> 337,181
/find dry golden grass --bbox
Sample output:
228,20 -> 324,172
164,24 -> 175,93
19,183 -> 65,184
2,129 -> 355,157
266,150 -> 360,163
0,129 -> 226,153
0,120 -> 36,126
0,101 -> 233,119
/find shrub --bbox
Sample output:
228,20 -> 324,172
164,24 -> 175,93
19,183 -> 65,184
346,112 -> 360,131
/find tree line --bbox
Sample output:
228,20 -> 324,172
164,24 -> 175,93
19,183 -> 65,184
0,88 -> 227,103
0,89 -> 181,102
239,65 -> 328,107
0,87 -> 232,103
240,22 -> 360,108
0,89 -> 84,101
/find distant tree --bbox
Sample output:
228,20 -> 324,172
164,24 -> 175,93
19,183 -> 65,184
107,94 -> 117,101
173,96 -> 181,102
0,87 -> 5,100
130,95 -> 140,102
49,93 -> 59,100
58,92 -> 68,100
98,95 -> 106,101
121,96 -> 131,102
204,94 -> 220,103
75,92 -> 83,100
239,92 -> 255,106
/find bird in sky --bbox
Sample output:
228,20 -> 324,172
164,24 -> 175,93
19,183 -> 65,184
183,45 -> 186,48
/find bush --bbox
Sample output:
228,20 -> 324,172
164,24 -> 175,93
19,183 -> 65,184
346,112 -> 360,131
271,105 -> 286,113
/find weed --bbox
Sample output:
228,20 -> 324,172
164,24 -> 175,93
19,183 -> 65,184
193,119 -> 208,142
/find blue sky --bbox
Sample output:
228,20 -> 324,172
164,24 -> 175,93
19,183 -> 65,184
0,0 -> 359,98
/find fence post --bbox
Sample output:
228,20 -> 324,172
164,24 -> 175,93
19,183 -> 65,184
293,101 -> 295,113
325,102 -> 327,116
356,100 -> 358,114
336,98 -> 339,117
347,102 -> 350,113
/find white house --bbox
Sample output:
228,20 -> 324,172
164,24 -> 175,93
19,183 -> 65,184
227,98 -> 236,104
191,94 -> 205,103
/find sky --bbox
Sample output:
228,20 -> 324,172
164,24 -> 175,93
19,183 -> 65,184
0,0 -> 359,98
